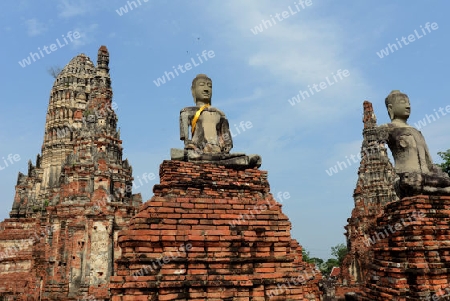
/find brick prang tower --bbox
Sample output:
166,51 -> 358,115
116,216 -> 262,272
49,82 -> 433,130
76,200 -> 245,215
0,46 -> 142,300
336,101 -> 398,297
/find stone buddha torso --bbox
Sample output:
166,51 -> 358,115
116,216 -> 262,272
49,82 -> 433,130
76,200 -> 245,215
181,106 -> 232,154
381,123 -> 433,174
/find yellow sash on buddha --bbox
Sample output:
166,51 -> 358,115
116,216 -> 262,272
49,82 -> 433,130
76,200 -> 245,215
191,104 -> 210,135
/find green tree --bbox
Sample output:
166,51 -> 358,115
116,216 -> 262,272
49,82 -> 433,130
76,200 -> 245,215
302,249 -> 314,264
302,249 -> 325,269
318,243 -> 348,277
437,149 -> 450,176
321,258 -> 339,275
310,257 -> 324,266
302,245 -> 348,276
331,243 -> 348,266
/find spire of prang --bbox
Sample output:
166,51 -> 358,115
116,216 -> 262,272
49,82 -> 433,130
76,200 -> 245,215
97,45 -> 110,72
339,101 -> 398,290
363,100 -> 377,129
84,46 -> 117,138
358,100 -> 396,207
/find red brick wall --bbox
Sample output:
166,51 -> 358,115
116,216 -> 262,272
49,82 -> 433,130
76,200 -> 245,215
110,160 -> 322,301
360,195 -> 450,300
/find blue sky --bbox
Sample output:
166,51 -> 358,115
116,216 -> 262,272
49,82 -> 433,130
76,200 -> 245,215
0,1 -> 449,260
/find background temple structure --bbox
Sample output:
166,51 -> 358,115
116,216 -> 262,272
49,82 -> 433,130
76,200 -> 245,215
333,101 -> 398,299
0,46 -> 142,300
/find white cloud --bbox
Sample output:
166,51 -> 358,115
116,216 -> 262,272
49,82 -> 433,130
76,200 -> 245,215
218,88 -> 264,108
324,139 -> 363,170
25,18 -> 47,36
57,0 -> 92,18
207,2 -> 345,80
71,24 -> 99,48
202,1 -> 372,132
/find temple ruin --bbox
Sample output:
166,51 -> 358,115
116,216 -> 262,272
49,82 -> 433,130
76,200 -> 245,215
4,44 -> 450,301
0,47 -> 321,300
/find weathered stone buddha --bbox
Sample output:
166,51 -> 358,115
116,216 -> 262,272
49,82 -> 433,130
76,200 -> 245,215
378,90 -> 450,197
171,74 -> 261,168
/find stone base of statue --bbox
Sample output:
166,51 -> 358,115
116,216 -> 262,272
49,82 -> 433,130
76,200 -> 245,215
395,170 -> 450,198
170,148 -> 262,169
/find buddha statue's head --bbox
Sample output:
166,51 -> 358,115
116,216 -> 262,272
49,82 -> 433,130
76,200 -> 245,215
191,74 -> 212,105
385,90 -> 411,122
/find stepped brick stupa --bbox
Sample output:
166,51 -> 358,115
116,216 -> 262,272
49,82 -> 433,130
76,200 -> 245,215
109,74 -> 322,300
0,46 -> 142,300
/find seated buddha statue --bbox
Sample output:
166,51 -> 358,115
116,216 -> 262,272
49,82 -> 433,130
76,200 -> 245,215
378,90 -> 450,198
171,74 -> 261,169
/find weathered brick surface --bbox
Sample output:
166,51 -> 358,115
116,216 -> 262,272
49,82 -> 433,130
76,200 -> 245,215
110,160 -> 322,300
0,218 -> 42,300
358,195 -> 450,301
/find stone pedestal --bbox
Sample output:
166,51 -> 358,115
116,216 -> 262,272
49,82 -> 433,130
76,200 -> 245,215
110,160 -> 322,301
359,195 -> 450,301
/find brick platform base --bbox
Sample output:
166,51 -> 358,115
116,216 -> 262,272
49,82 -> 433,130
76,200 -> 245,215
110,160 -> 322,300
358,195 -> 450,301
